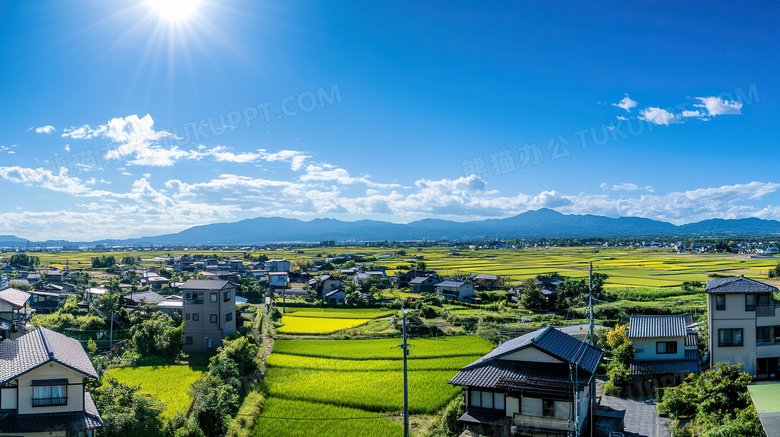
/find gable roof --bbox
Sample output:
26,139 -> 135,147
628,314 -> 689,338
705,276 -> 778,294
464,326 -> 602,375
436,280 -> 468,288
0,288 -> 31,308
180,279 -> 232,291
410,276 -> 435,284
0,327 -> 99,384
123,291 -> 167,304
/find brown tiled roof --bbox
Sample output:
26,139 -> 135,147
0,327 -> 99,384
0,392 -> 104,433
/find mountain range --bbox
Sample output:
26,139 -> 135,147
5,209 -> 780,247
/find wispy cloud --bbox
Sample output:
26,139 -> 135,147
600,182 -> 655,193
612,95 -> 637,112
638,107 -> 681,126
694,96 -> 742,116
34,125 -> 55,134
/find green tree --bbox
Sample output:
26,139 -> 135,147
520,279 -> 545,309
93,378 -> 165,437
190,374 -> 240,437
129,312 -> 183,358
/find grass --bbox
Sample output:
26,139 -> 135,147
254,397 -> 403,437
285,308 -> 396,319
105,362 -> 206,419
262,336 -> 492,419
271,336 -> 493,360
748,381 -> 780,414
276,316 -> 374,335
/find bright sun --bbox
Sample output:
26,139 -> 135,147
147,0 -> 201,22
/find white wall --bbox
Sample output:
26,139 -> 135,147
16,364 -> 85,415
500,347 -> 563,364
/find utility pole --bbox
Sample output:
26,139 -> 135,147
109,309 -> 114,349
588,262 -> 594,343
282,283 -> 286,314
398,308 -> 410,437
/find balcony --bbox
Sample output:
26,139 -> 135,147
757,304 -> 778,318
184,297 -> 204,305
757,338 -> 780,346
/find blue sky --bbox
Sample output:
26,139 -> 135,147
0,0 -> 778,241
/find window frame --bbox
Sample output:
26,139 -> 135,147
225,312 -> 233,322
185,336 -> 193,345
718,328 -> 744,347
746,294 -> 756,311
656,341 -> 677,355
542,399 -> 556,417
210,314 -> 218,323
192,313 -> 199,321
210,293 -> 218,303
715,294 -> 725,311
32,382 -> 68,407
224,290 -> 231,302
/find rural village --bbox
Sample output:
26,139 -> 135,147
2,242 -> 780,437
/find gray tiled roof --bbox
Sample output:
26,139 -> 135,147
0,327 -> 99,384
449,360 -> 592,389
630,349 -> 701,376
0,391 -> 104,433
705,276 -> 779,294
628,315 -> 688,339
123,291 -> 167,304
410,276 -> 435,284
436,280 -> 467,288
180,279 -> 232,291
464,326 -> 602,376
0,288 -> 31,308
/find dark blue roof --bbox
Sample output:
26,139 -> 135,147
628,315 -> 688,338
705,276 -> 778,294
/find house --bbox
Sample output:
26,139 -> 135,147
706,276 -> 780,378
269,272 -> 289,289
394,270 -> 435,287
29,290 -> 61,314
266,259 -> 291,272
324,289 -> 346,304
0,327 -> 104,435
309,274 -> 344,296
354,271 -> 388,287
0,288 -> 30,339
181,280 -> 237,352
435,280 -> 475,302
409,276 -> 438,294
145,276 -> 170,292
448,326 -> 603,437
123,291 -> 167,306
627,314 -> 701,388
469,273 -> 503,290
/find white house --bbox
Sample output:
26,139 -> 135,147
706,276 -> 780,378
269,272 -> 289,289
0,327 -> 104,435
266,259 -> 291,272
435,280 -> 475,302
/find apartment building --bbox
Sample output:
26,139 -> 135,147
181,279 -> 237,352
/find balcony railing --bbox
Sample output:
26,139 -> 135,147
184,298 -> 204,305
756,338 -> 780,346
757,304 -> 778,318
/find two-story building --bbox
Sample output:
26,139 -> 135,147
266,259 -> 291,273
449,326 -> 602,437
707,276 -> 780,378
435,280 -> 475,302
0,288 -> 31,340
0,327 -> 104,436
409,276 -> 438,294
181,280 -> 237,352
627,314 -> 701,388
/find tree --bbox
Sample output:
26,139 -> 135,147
520,279 -> 545,309
10,253 -> 40,268
218,337 -> 259,377
93,378 -> 165,437
129,313 -> 183,358
190,374 -> 240,437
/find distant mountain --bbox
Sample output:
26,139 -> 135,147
102,209 -> 780,245
3,209 -> 780,246
0,235 -> 31,247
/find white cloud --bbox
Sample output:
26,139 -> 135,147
681,110 -> 704,118
62,124 -> 107,139
64,144 -> 71,152
35,125 -> 55,134
600,182 -> 655,193
638,107 -> 682,126
694,96 -> 742,116
0,166 -> 90,195
612,95 -> 638,112
616,116 -> 628,121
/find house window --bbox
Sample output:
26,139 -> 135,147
226,312 -> 233,322
224,291 -> 231,302
192,313 -> 199,321
716,294 -> 725,311
656,341 -> 677,354
32,380 -> 68,407
185,336 -> 193,345
210,314 -> 218,323
719,328 -> 743,347
542,399 -> 555,417
746,294 -> 756,311
185,313 -> 190,320
210,293 -> 218,303
468,390 -> 504,411
757,327 -> 771,345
